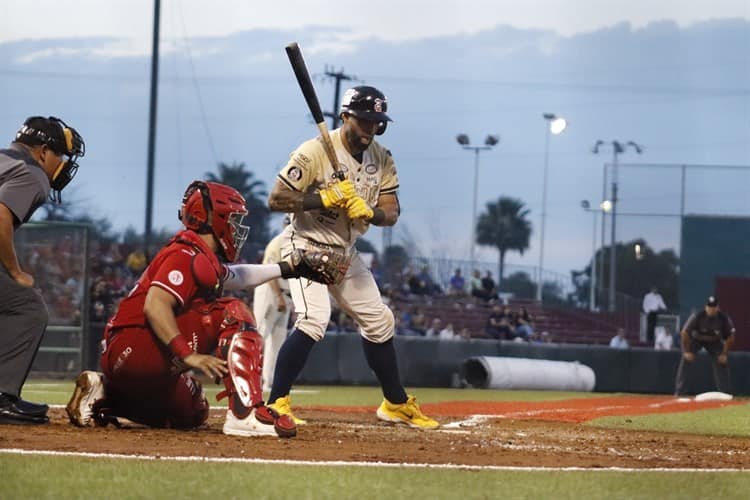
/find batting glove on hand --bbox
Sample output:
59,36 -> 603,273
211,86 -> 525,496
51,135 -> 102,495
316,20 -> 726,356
319,179 -> 356,208
345,196 -> 374,220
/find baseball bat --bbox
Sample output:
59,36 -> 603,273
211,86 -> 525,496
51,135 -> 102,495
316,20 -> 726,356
285,42 -> 344,180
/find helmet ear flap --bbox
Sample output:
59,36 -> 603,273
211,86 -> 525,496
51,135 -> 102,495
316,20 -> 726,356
179,180 -> 213,232
376,121 -> 387,135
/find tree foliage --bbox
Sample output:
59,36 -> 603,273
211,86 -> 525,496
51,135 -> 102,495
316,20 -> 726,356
500,271 -> 535,298
476,196 -> 533,285
205,161 -> 270,261
571,238 -> 679,309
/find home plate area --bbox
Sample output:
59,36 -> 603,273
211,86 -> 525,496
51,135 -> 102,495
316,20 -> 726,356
1,396 -> 747,469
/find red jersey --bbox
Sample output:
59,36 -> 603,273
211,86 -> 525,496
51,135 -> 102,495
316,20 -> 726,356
108,230 -> 225,330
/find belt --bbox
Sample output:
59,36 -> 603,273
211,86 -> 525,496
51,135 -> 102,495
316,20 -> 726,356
303,237 -> 346,251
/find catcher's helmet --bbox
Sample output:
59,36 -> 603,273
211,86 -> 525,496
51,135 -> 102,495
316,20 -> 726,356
340,85 -> 392,135
179,180 -> 249,262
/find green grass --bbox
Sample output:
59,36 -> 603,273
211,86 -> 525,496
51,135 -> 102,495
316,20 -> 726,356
10,381 -> 750,498
588,402 -> 750,437
21,380 -> 611,407
2,455 -> 750,500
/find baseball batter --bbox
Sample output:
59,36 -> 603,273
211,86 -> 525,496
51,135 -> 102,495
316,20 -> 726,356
265,85 -> 438,429
253,218 -> 292,392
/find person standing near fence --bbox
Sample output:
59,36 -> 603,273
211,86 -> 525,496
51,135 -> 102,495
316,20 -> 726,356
0,116 -> 85,425
642,286 -> 667,343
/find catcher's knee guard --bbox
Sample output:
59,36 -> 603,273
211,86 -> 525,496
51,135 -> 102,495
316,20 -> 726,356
215,300 -> 264,419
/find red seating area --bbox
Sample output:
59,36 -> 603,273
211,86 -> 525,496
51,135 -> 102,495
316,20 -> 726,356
391,296 -> 634,346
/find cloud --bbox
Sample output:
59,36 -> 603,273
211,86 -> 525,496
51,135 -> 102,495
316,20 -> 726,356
1,18 -> 747,275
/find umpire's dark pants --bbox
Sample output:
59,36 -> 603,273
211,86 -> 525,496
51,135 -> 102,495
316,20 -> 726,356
674,338 -> 730,396
0,267 -> 48,397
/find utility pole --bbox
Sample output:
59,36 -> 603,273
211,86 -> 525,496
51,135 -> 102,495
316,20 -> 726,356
144,0 -> 161,258
322,66 -> 354,129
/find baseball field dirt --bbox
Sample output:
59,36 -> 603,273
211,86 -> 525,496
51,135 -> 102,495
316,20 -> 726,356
2,396 -> 747,469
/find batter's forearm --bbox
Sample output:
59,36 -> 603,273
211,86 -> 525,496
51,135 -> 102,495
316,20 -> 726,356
269,189 -> 324,212
371,194 -> 399,227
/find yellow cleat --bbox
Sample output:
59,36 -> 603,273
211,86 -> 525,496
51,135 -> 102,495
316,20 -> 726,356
376,395 -> 439,430
268,395 -> 307,425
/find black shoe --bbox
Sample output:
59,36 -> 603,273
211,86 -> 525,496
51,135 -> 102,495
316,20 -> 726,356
0,393 -> 50,425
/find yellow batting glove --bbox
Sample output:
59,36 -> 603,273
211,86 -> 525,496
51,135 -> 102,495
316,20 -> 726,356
345,196 -> 374,220
319,179 -> 356,208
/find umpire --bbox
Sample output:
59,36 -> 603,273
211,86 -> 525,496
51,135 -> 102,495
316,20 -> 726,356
674,295 -> 736,396
0,116 -> 85,425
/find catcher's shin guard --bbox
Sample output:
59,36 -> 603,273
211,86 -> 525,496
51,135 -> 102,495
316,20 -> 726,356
216,328 -> 265,419
215,300 -> 265,419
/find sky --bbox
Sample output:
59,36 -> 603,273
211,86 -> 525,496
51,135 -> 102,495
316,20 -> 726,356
1,1 -> 749,285
2,0 -> 749,42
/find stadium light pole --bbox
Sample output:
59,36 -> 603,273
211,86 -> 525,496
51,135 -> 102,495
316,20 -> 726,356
456,133 -> 500,269
536,113 -> 567,302
580,200 -> 610,312
592,140 -> 643,311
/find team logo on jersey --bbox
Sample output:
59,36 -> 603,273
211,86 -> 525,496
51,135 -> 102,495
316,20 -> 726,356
168,270 -> 184,286
294,153 -> 311,165
330,164 -> 349,180
287,166 -> 302,182
365,164 -> 378,174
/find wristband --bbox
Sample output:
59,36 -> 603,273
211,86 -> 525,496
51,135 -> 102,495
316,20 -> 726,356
302,193 -> 324,210
169,335 -> 192,359
369,208 -> 386,225
278,261 -> 295,279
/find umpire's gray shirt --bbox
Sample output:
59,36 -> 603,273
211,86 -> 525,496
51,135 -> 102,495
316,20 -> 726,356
0,144 -> 50,228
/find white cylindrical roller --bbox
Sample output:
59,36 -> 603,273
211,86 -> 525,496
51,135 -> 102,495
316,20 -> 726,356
462,356 -> 596,391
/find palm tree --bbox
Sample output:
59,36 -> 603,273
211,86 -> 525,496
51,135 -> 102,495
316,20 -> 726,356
476,196 -> 532,287
205,162 -> 270,259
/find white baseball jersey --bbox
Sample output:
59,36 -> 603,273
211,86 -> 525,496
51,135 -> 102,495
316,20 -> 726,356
276,128 -> 399,249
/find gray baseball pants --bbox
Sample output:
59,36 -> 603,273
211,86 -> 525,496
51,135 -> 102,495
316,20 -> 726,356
0,267 -> 48,397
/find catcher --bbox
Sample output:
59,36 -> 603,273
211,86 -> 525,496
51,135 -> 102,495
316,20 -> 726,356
66,180 -> 342,437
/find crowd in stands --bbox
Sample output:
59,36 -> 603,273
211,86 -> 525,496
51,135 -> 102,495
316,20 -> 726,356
19,236 -> 86,326
26,235 -> 657,348
391,301 -> 544,343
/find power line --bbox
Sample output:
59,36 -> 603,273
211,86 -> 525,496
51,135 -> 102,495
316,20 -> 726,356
320,66 -> 355,129
176,0 -> 219,165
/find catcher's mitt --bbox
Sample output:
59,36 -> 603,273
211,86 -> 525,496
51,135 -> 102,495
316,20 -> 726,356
280,249 -> 350,285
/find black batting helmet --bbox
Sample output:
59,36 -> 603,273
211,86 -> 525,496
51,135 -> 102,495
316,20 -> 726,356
340,85 -> 392,135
